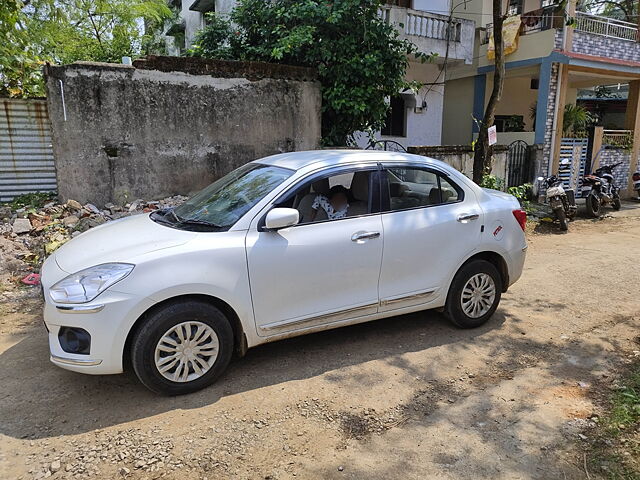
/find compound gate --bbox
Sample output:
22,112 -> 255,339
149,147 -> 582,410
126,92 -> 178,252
506,140 -> 532,187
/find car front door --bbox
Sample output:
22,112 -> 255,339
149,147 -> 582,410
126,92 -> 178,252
377,164 -> 483,313
245,167 -> 384,336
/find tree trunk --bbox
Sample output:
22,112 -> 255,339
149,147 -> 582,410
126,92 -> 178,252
473,0 -> 506,184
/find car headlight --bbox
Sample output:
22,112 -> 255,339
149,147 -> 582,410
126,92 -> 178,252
50,263 -> 134,304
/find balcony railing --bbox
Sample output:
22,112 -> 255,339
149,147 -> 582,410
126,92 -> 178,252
481,7 -> 639,45
379,6 -> 462,43
602,129 -> 634,148
575,11 -> 638,41
378,6 -> 391,24
405,10 -> 462,42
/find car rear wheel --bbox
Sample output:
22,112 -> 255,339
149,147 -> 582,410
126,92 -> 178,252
131,299 -> 233,395
445,260 -> 502,328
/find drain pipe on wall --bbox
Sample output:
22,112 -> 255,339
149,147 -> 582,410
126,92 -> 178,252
58,79 -> 67,122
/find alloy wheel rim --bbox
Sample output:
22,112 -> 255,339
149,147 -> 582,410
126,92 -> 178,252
154,321 -> 219,383
461,273 -> 496,319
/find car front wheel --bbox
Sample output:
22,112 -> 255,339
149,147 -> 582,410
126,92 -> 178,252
445,260 -> 502,328
131,299 -> 234,395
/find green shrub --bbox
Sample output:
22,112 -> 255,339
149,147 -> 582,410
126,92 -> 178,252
188,0 -> 436,146
479,174 -> 504,191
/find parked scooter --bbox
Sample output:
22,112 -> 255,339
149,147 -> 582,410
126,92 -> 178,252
538,174 -> 577,231
632,168 -> 640,201
582,161 -> 623,217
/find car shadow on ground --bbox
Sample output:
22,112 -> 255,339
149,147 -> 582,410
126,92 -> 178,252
0,309 -> 507,440
301,318 -> 636,480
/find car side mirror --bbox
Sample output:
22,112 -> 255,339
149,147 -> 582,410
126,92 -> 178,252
265,208 -> 300,230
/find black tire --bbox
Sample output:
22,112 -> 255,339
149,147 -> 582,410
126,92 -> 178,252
585,193 -> 601,218
555,208 -> 568,231
445,260 -> 502,329
131,299 -> 234,395
612,196 -> 621,211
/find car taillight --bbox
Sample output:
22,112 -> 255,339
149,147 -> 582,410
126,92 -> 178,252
512,209 -> 527,231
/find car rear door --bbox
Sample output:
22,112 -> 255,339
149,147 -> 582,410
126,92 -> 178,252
377,164 -> 483,313
245,166 -> 384,336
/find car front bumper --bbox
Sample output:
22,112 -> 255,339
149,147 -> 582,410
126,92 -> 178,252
42,259 -> 155,375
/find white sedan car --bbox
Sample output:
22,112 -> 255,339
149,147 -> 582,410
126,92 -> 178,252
42,150 -> 527,395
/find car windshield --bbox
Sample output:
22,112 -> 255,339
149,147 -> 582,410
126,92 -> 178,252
152,163 -> 293,231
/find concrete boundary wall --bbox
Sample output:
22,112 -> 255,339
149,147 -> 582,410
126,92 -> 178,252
45,58 -> 321,206
408,145 -> 509,183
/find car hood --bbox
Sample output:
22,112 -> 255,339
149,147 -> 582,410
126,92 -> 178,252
53,213 -> 197,273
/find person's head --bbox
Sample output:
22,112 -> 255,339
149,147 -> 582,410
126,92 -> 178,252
328,185 -> 349,210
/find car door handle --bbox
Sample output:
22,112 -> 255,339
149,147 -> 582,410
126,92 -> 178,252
351,231 -> 380,242
457,213 -> 479,222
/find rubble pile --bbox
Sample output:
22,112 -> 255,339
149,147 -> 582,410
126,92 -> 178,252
0,195 -> 187,269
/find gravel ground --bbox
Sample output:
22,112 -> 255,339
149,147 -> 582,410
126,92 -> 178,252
0,202 -> 639,480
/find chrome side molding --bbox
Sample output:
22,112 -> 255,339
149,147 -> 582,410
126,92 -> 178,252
55,304 -> 105,314
261,302 -> 378,331
50,354 -> 102,366
261,290 -> 437,332
379,289 -> 435,307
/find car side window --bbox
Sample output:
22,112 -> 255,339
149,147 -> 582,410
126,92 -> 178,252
385,167 -> 462,212
439,176 -> 462,204
276,170 -> 374,224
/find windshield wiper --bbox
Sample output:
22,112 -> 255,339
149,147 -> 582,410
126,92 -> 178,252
151,208 -> 224,230
165,208 -> 181,223
150,209 -> 175,225
176,218 -> 225,230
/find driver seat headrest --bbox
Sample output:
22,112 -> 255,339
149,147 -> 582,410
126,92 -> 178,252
351,172 -> 369,202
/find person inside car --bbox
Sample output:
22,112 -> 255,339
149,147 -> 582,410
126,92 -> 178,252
309,185 -> 350,222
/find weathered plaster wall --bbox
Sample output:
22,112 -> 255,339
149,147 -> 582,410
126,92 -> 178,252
408,145 -> 509,182
45,58 -> 321,206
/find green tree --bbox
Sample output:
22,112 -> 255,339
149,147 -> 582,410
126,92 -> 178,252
189,0 -> 435,146
473,0 -> 506,184
0,0 -> 171,98
579,0 -> 637,22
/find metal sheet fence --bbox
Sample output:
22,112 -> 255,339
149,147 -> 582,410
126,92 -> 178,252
0,98 -> 56,202
558,137 -> 588,196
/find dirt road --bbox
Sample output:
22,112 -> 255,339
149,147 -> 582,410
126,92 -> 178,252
1,204 -> 639,480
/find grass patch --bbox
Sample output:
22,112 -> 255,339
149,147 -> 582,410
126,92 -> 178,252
3,192 -> 57,212
589,359 -> 640,479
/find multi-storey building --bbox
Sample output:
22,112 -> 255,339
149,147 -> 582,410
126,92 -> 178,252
443,0 -> 640,193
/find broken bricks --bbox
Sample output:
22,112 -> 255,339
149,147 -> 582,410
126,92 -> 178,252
12,218 -> 32,235
2,195 -> 188,258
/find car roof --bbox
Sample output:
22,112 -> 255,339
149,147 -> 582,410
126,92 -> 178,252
255,149 -> 446,171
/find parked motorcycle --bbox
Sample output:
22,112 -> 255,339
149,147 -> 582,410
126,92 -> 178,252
582,161 -> 623,217
632,169 -> 640,201
538,174 -> 577,231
